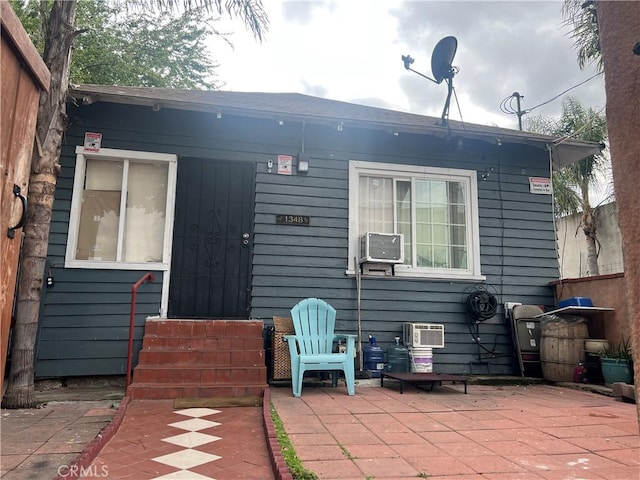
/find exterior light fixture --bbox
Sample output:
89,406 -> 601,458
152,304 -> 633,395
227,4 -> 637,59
216,110 -> 222,119
278,118 -> 284,126
337,122 -> 344,132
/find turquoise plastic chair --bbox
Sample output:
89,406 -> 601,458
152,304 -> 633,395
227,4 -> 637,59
284,298 -> 356,397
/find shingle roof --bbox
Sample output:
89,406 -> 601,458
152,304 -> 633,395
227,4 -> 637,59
69,85 -> 601,168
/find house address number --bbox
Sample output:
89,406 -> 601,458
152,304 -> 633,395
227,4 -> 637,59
276,214 -> 310,226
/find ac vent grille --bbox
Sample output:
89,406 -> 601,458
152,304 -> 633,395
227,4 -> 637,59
403,323 -> 445,348
360,232 -> 404,264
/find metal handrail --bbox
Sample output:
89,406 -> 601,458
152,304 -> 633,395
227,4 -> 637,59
127,272 -> 155,387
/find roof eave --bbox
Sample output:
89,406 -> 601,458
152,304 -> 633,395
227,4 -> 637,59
68,87 -> 601,168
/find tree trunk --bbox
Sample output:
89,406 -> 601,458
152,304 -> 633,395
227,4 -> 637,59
579,180 -> 599,276
596,0 -> 640,425
2,0 -> 77,409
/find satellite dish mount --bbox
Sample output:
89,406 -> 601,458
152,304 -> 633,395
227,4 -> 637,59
402,36 -> 459,126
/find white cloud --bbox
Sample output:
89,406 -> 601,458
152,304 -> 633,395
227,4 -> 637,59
210,0 -> 606,130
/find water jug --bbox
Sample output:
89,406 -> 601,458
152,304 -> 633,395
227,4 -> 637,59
363,335 -> 384,378
386,336 -> 409,373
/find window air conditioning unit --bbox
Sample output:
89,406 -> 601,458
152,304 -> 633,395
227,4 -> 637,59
360,232 -> 404,264
403,323 -> 445,348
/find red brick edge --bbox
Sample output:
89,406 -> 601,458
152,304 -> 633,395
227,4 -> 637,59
262,388 -> 294,480
54,396 -> 131,480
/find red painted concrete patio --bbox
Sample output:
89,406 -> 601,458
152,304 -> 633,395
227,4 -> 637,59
270,382 -> 639,480
2,382 -> 638,479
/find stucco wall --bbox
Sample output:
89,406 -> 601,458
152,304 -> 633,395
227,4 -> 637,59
556,202 -> 623,278
597,1 -> 639,412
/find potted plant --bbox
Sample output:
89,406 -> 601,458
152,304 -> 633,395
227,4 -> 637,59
599,337 -> 634,386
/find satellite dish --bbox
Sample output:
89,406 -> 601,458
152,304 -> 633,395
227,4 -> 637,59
431,36 -> 458,84
401,35 -> 460,126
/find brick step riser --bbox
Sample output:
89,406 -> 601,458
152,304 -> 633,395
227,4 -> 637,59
127,384 -> 266,400
141,336 -> 264,351
137,349 -> 264,366
144,320 -> 264,338
133,366 -> 267,385
130,319 -> 268,399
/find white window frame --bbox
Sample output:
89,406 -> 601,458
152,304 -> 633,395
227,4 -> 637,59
65,146 -> 177,272
348,161 -> 484,281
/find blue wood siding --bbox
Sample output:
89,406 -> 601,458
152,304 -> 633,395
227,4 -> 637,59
251,135 -> 557,375
36,102 -> 557,377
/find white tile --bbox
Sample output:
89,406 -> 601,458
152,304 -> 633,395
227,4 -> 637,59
174,408 -> 221,418
152,449 -> 221,470
169,418 -> 221,431
152,469 -> 215,479
162,431 -> 222,448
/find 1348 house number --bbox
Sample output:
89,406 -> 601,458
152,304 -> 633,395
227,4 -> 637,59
276,214 -> 310,226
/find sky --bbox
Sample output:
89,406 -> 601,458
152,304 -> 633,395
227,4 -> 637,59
211,0 -> 606,130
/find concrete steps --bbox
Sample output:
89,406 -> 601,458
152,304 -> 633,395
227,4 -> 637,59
127,319 -> 267,400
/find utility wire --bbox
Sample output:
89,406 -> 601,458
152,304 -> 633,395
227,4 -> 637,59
526,71 -> 603,114
500,71 -> 603,122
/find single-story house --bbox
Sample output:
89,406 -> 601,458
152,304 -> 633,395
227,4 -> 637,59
34,85 -> 601,385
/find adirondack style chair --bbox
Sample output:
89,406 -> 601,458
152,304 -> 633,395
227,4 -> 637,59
284,298 -> 356,397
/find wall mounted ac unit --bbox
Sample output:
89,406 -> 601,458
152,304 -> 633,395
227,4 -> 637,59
360,232 -> 404,264
403,323 -> 445,348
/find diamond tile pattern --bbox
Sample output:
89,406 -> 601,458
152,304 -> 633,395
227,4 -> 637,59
153,449 -> 221,470
152,407 -> 222,476
163,431 -> 222,448
153,471 -> 214,479
168,418 -> 221,431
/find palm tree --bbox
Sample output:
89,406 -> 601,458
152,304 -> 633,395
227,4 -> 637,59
562,0 -> 602,72
525,97 -> 608,276
2,0 -> 268,409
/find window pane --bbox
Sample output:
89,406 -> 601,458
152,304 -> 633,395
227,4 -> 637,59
412,179 -> 468,271
430,181 -> 447,203
396,181 -> 412,264
449,181 -> 465,204
433,246 -> 449,268
432,205 -> 447,223
450,204 -> 466,225
416,244 -> 432,267
415,206 -> 432,223
433,225 -> 448,245
123,162 -> 169,262
359,176 -> 393,233
451,246 -> 467,269
451,226 -> 466,246
75,160 -> 123,261
416,224 -> 432,243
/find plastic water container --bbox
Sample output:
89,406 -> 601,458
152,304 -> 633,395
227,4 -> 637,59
363,335 -> 385,378
386,336 -> 409,373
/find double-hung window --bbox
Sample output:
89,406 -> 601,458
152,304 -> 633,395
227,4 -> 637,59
65,146 -> 177,270
348,161 -> 483,280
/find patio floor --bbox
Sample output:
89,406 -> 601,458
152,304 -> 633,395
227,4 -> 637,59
270,381 -> 639,479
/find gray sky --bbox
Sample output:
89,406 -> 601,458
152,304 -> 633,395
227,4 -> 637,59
214,0 -> 606,130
